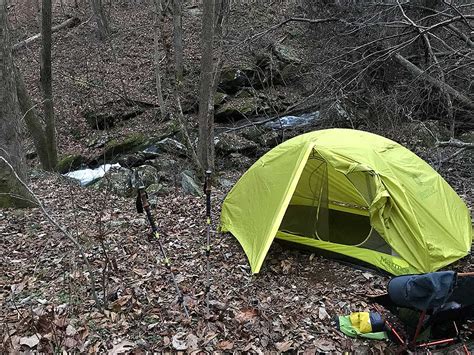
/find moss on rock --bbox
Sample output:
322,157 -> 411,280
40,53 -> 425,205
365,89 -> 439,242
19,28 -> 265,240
56,154 -> 87,173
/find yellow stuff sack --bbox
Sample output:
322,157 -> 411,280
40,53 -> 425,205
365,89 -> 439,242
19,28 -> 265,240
349,312 -> 372,333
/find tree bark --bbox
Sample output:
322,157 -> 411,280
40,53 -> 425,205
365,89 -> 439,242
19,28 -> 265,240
172,0 -> 183,84
197,0 -> 216,172
40,0 -> 58,170
0,0 -> 34,207
153,0 -> 166,119
393,53 -> 474,110
90,0 -> 109,40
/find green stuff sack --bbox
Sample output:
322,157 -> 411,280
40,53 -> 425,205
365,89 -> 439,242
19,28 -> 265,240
337,312 -> 387,340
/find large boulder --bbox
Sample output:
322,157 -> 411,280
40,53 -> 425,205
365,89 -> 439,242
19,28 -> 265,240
102,134 -> 147,161
92,165 -> 160,197
217,67 -> 258,95
83,100 -> 150,130
215,133 -> 259,155
56,154 -> 87,173
272,43 -> 302,65
180,170 -> 202,196
214,97 -> 264,123
91,166 -> 134,197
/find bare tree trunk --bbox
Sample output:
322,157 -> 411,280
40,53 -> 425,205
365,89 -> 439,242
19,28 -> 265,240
153,0 -> 166,118
172,0 -> 183,84
0,0 -> 34,207
90,0 -> 109,40
197,0 -> 216,172
40,0 -> 58,170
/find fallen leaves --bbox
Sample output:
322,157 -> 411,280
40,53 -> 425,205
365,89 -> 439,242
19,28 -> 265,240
235,307 -> 258,323
19,334 -> 40,348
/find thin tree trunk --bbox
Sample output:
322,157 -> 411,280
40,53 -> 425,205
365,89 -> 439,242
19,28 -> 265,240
0,0 -> 34,207
40,0 -> 58,170
90,0 -> 109,40
153,0 -> 166,118
172,0 -> 183,84
198,0 -> 216,171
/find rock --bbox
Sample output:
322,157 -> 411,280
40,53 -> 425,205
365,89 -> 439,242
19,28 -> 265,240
86,135 -> 109,149
180,170 -> 202,196
91,166 -> 134,197
117,153 -> 147,168
155,138 -> 187,156
258,130 -> 281,148
218,178 -> 235,189
92,165 -> 159,197
214,92 -> 228,107
214,97 -> 264,123
215,133 -> 259,155
25,149 -> 37,160
229,153 -> 253,169
218,67 -> 258,95
83,100 -> 149,130
149,154 -> 178,182
101,134 -> 147,161
135,165 -> 159,188
272,43 -> 302,64
56,154 -> 88,173
234,87 -> 256,99
241,126 -> 266,143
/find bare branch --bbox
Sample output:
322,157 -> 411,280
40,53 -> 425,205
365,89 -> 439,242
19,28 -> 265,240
437,140 -> 474,149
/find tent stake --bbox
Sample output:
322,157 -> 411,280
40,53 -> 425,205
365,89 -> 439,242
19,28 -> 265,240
135,172 -> 189,319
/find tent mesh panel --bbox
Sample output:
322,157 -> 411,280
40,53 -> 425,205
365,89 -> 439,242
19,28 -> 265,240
279,149 -> 392,254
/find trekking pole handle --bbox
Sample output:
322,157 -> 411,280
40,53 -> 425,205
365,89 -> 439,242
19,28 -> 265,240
205,170 -> 212,218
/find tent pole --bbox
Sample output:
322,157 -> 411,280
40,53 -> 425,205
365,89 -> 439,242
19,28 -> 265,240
204,170 -> 212,317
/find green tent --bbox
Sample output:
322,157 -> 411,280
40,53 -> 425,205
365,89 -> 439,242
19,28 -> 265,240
220,129 -> 472,275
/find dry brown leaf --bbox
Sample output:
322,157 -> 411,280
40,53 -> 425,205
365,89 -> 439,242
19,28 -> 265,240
217,340 -> 234,350
19,334 -> 40,348
108,340 -> 135,354
172,332 -> 188,350
275,340 -> 293,352
235,307 -> 258,323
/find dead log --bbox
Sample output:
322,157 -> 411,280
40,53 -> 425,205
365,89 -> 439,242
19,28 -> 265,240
393,53 -> 474,110
13,16 -> 80,51
437,139 -> 474,149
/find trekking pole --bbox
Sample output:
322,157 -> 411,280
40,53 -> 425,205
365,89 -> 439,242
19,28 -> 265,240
135,172 -> 189,319
204,170 -> 212,316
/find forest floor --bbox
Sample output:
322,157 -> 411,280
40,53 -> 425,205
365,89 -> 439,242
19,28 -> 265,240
2,1 -> 473,353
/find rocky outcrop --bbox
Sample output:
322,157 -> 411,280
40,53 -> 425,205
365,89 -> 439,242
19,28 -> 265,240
215,133 -> 259,155
83,100 -> 154,130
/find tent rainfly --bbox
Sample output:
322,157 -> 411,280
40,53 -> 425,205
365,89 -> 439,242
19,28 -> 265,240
220,129 -> 472,276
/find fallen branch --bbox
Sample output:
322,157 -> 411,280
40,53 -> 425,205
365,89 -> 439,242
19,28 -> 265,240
393,53 -> 474,110
439,147 -> 467,164
13,16 -> 80,51
437,139 -> 474,149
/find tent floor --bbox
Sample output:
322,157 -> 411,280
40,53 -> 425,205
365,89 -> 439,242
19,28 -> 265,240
280,205 -> 373,245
